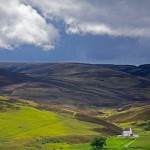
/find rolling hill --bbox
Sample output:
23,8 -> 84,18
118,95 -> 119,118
0,63 -> 149,149
0,96 -> 149,150
0,68 -> 30,87
0,96 -> 122,149
0,62 -> 150,107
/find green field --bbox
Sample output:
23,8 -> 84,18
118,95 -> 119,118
0,96 -> 103,149
0,96 -> 149,150
128,133 -> 150,150
62,138 -> 133,150
40,135 -> 150,150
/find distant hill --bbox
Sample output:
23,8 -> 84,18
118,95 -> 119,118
0,62 -> 150,107
0,68 -> 30,87
102,64 -> 150,78
0,62 -> 150,78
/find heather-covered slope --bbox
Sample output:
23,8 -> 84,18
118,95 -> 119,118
0,68 -> 30,87
0,63 -> 149,107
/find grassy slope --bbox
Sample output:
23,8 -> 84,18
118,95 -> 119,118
105,104 -> 150,133
0,63 -> 150,149
54,133 -> 150,150
0,97 -> 149,149
0,96 -> 113,149
68,104 -> 150,150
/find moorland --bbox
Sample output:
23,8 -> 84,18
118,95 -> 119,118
0,62 -> 149,149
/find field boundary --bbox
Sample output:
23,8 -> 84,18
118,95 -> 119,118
124,139 -> 136,148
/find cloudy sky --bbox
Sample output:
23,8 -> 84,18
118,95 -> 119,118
0,0 -> 150,65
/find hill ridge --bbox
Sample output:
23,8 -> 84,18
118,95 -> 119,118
0,62 -> 149,107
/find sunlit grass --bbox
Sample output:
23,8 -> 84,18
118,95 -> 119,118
0,96 -> 102,149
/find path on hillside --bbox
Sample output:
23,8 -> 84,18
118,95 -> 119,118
10,82 -> 32,96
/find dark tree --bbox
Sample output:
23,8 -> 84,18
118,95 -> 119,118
90,137 -> 106,149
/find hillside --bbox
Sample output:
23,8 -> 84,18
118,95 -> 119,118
105,64 -> 150,78
0,96 -> 149,150
0,63 -> 149,149
0,68 -> 30,87
0,96 -> 121,149
0,62 -> 150,78
0,63 -> 150,107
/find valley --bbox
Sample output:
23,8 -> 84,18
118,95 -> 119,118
0,62 -> 149,149
0,63 -> 150,107
0,96 -> 149,149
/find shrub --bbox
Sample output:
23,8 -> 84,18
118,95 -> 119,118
90,136 -> 106,149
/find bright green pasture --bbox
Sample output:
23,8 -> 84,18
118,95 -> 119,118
104,138 -> 132,149
43,138 -> 133,150
0,107 -> 101,138
50,136 -> 149,150
128,132 -> 150,149
0,99 -> 102,149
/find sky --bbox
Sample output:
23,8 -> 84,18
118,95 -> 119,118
0,0 -> 150,65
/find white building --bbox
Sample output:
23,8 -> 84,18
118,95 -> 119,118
123,128 -> 132,137
117,127 -> 139,138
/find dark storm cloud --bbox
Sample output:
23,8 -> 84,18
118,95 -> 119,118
23,0 -> 150,37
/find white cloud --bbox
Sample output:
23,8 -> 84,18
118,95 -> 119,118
22,0 -> 150,37
0,0 -> 59,50
1,0 -> 150,50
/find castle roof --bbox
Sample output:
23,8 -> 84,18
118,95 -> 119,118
123,128 -> 131,131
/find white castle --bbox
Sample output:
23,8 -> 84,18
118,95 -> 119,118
117,127 -> 139,138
